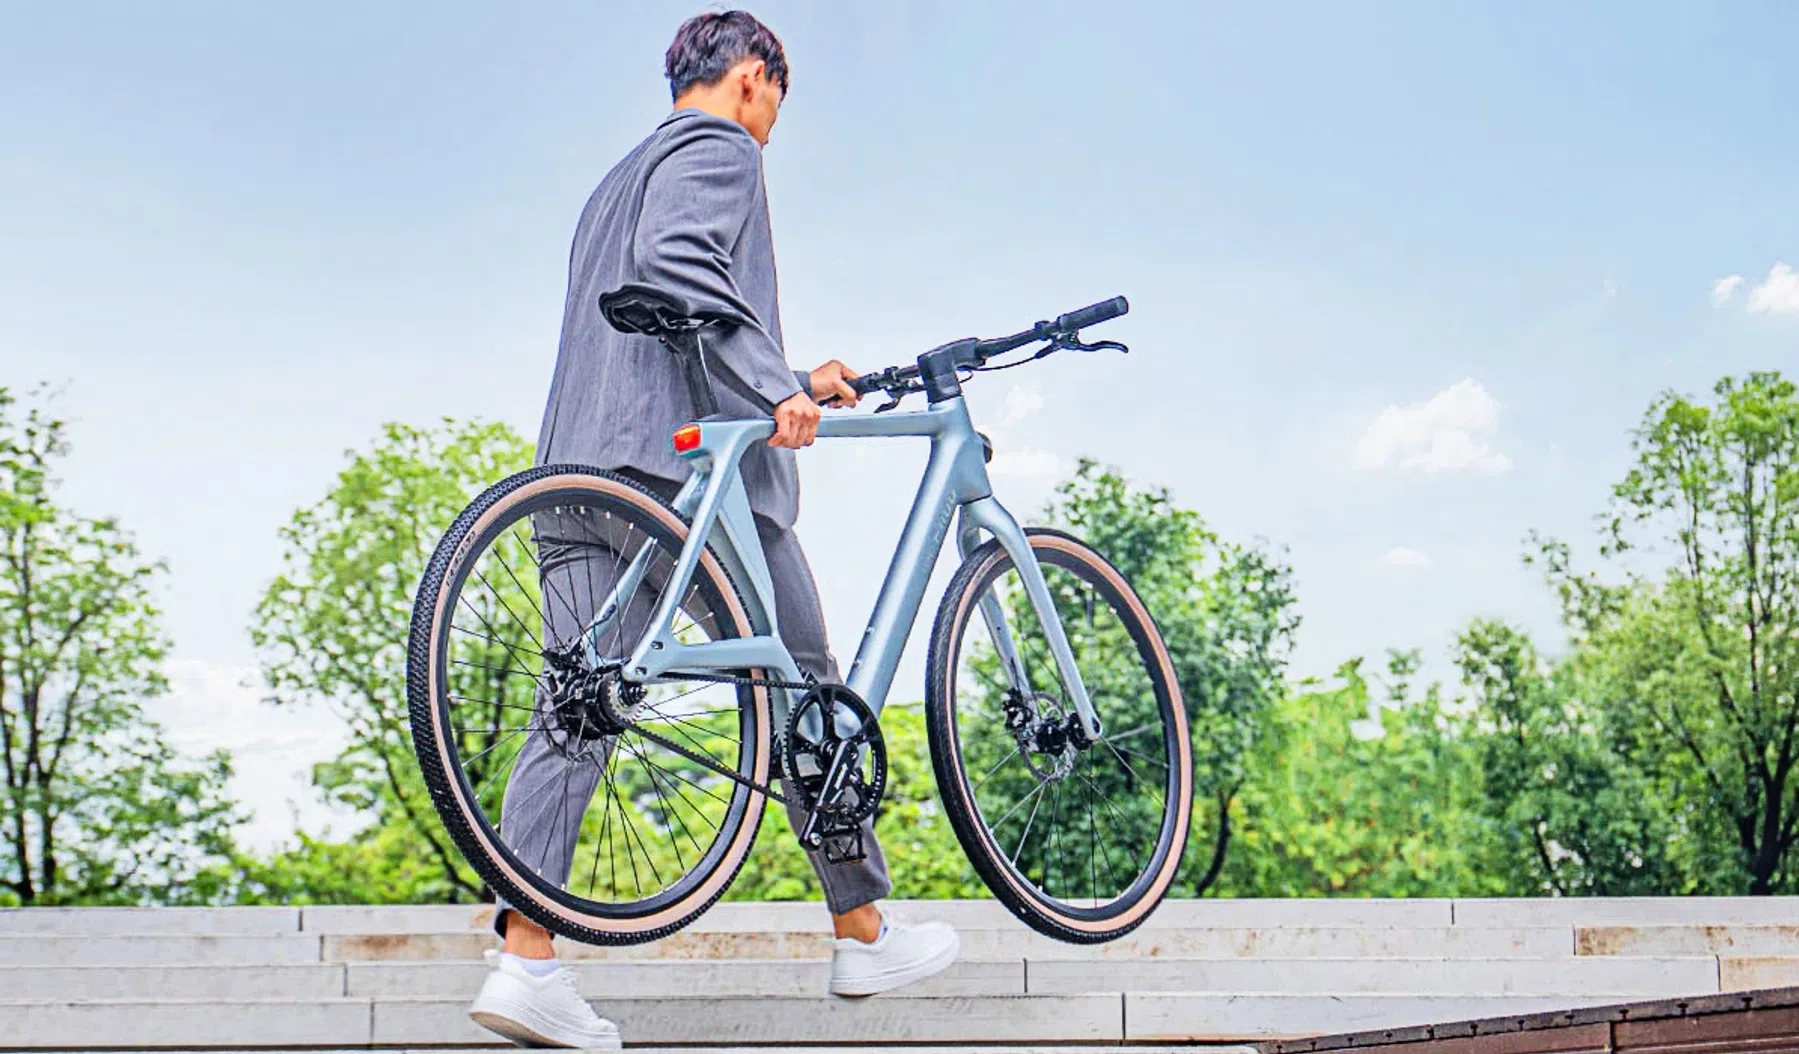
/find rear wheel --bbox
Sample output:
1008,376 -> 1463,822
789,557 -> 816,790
926,528 -> 1191,943
406,466 -> 771,945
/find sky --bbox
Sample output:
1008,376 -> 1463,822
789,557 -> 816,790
3,1 -> 1797,848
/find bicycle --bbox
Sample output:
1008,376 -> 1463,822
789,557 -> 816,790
406,287 -> 1192,946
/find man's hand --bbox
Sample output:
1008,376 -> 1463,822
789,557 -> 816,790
809,360 -> 860,409
770,361 -> 860,449
770,391 -> 822,448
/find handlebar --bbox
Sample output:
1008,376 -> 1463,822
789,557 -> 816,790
847,295 -> 1129,405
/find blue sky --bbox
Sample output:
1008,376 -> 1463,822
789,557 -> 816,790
4,2 -> 1797,845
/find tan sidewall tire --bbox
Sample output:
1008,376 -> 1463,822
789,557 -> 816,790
925,529 -> 1192,943
408,466 -> 770,945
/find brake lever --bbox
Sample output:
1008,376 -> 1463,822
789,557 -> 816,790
1062,338 -> 1129,354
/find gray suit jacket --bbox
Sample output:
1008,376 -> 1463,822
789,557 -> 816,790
537,109 -> 809,527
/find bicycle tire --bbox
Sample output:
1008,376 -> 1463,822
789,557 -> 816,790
406,464 -> 771,946
925,527 -> 1192,944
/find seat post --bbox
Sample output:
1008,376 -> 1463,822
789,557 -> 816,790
668,328 -> 721,418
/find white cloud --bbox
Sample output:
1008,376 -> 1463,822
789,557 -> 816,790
988,449 -> 1062,479
983,382 -> 1060,478
1748,263 -> 1799,316
1354,379 -> 1513,475
1712,274 -> 1745,306
1380,546 -> 1432,569
154,658 -> 357,851
998,383 -> 1046,429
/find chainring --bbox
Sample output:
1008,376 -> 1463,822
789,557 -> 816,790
781,683 -> 887,830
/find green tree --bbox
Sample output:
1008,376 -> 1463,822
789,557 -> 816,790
1456,618 -> 1690,895
1221,651 -> 1501,898
1479,372 -> 1799,895
1043,461 -> 1298,896
0,386 -> 241,905
252,419 -> 533,903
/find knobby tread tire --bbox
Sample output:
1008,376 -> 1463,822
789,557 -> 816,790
406,464 -> 767,946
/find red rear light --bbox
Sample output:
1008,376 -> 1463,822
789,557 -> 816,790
672,424 -> 702,454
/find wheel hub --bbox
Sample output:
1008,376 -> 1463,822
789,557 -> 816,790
543,646 -> 639,740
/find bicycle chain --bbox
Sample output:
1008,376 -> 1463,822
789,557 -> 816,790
619,669 -> 815,807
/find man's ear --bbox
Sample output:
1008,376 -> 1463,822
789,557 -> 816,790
741,59 -> 767,100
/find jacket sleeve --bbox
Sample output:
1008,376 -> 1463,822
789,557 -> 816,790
634,130 -> 804,409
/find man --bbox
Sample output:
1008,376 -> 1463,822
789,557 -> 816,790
467,12 -> 960,1049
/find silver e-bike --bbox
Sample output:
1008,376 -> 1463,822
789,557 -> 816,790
407,287 -> 1192,945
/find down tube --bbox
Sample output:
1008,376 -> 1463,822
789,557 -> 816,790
842,448 -> 967,713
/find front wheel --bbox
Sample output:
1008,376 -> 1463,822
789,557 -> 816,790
926,528 -> 1192,943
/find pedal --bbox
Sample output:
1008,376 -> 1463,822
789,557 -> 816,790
821,826 -> 866,865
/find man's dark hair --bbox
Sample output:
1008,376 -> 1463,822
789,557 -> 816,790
664,10 -> 789,102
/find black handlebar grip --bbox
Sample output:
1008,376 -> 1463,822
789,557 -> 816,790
1055,296 -> 1129,332
850,373 -> 887,396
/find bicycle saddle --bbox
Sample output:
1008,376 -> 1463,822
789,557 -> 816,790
599,283 -> 724,338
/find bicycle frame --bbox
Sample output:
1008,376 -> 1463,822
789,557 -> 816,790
579,394 -> 1099,738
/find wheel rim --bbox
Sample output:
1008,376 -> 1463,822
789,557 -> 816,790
429,482 -> 763,920
946,543 -> 1186,921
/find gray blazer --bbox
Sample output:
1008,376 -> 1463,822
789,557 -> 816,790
537,110 -> 810,527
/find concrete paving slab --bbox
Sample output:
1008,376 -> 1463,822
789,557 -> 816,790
0,964 -> 346,1000
0,935 -> 323,967
0,998 -> 371,1048
0,908 -> 300,937
372,993 -> 1126,1045
344,958 -> 1025,998
1720,956 -> 1799,991
319,924 -> 1573,963
1455,896 -> 1799,928
1123,992 -> 1625,1041
1577,924 -> 1799,957
1027,955 -> 1720,997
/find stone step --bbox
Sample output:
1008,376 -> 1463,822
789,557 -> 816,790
0,955 -> 1721,1001
1022,954 -> 1719,997
0,925 -> 1578,967
1578,924 -> 1799,957
315,924 -> 1574,963
1453,896 -> 1799,927
1121,991 -> 1630,1041
12,896 -> 1798,939
0,1048 -> 1244,1054
0,907 -> 300,936
0,935 -> 323,967
0,992 -> 1650,1047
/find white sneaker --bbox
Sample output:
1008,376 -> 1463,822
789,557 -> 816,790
468,949 -> 623,1049
828,919 -> 960,997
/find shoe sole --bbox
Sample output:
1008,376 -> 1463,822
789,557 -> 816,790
829,932 -> 962,998
469,1003 -> 622,1050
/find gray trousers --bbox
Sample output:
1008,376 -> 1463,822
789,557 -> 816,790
493,470 -> 891,936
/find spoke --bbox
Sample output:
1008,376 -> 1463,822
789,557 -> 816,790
984,780 -> 1049,833
971,744 -> 1022,795
1010,782 -> 1048,866
448,694 -> 541,716
452,657 -> 544,682
619,736 -> 707,866
471,567 -> 545,653
607,772 -> 663,894
622,734 -> 733,810
463,726 -> 530,768
1077,767 -> 1124,898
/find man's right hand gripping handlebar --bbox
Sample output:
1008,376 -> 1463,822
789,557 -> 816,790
771,359 -> 863,448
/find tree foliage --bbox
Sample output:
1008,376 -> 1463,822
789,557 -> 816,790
0,386 -> 240,906
1042,460 -> 1299,896
252,418 -> 533,902
1220,652 -> 1502,898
